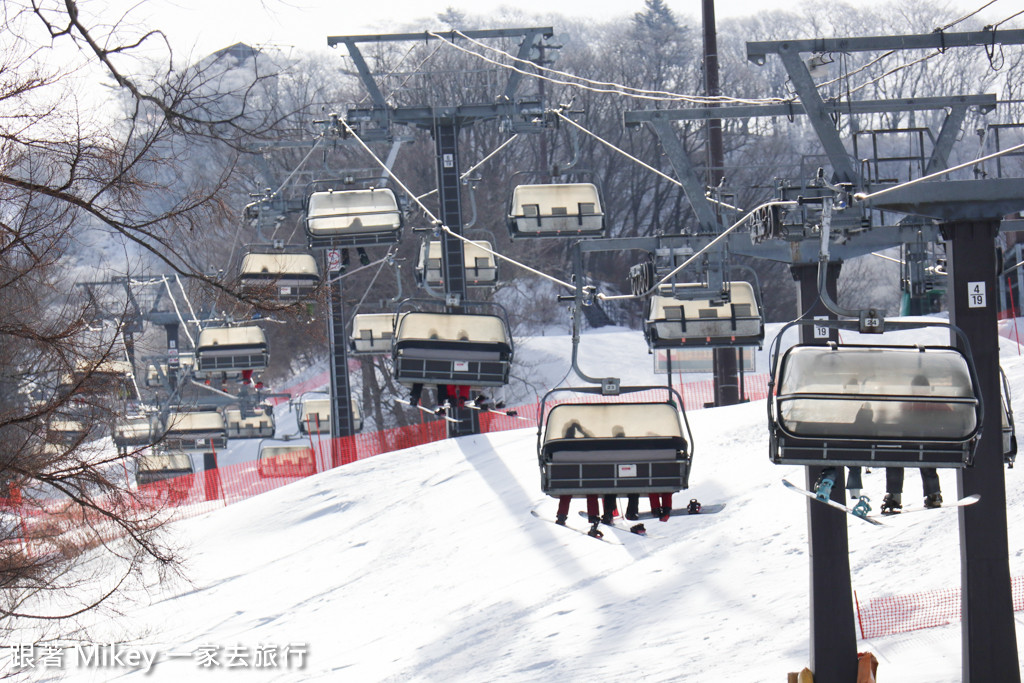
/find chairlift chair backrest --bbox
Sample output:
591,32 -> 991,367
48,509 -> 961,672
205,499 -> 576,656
417,240 -> 498,287
136,451 -> 194,486
257,444 -> 316,478
239,251 -> 320,300
297,397 -> 330,435
160,410 -> 228,451
507,183 -> 605,238
646,281 -> 763,349
771,342 -> 981,468
392,310 -> 513,387
113,414 -> 155,448
305,187 -> 403,248
395,311 -> 516,387
350,312 -> 398,355
146,353 -> 194,387
225,408 -> 276,439
537,388 -> 693,496
195,325 -> 268,376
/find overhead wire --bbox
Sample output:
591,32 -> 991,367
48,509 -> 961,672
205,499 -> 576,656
161,276 -> 197,348
427,30 -> 789,106
416,134 -> 520,201
336,117 -> 577,293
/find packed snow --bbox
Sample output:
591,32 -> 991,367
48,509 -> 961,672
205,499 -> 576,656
8,320 -> 1024,682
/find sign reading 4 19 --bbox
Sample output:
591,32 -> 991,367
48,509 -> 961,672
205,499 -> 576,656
967,281 -> 987,308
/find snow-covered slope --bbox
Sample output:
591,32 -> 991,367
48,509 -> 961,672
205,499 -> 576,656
17,322 -> 1024,682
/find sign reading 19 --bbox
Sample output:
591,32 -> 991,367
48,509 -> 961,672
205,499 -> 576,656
968,281 -> 986,309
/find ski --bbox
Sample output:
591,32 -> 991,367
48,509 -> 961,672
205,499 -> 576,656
530,509 -> 621,544
464,400 -> 532,422
578,511 -> 652,537
395,398 -> 460,423
782,479 -> 886,526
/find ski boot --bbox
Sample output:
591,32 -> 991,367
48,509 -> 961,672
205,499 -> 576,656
587,522 -> 604,538
924,492 -> 943,509
687,498 -> 702,514
357,247 -> 370,266
814,468 -> 837,502
555,514 -> 567,526
629,524 -> 647,536
880,492 -> 902,515
851,496 -> 872,518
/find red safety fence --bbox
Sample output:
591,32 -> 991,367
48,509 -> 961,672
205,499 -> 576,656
855,576 -> 1024,639
0,374 -> 773,545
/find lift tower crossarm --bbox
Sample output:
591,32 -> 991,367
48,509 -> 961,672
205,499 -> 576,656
623,95 -> 996,124
746,29 -> 1024,65
328,28 -> 555,114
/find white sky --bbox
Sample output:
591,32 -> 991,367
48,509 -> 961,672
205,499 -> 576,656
89,0 -> 994,60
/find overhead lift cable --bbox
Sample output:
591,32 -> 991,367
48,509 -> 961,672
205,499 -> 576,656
432,29 -> 788,106
336,117 -> 577,293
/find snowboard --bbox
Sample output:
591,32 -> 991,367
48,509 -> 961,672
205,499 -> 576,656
530,509 -> 621,544
783,479 -> 980,525
632,502 -> 726,520
578,511 -> 653,537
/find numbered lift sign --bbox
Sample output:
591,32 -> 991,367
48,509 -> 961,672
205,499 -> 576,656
968,282 -> 986,309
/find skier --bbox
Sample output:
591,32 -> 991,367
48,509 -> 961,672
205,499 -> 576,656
881,375 -> 946,514
555,419 -> 604,537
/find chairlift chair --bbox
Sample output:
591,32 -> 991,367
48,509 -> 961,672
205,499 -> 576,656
238,248 -> 320,300
645,281 -> 764,349
350,312 -> 398,355
305,187 -> 403,249
392,302 -> 514,387
257,444 -> 317,478
416,240 -> 498,287
296,396 -> 330,435
61,358 -> 133,395
537,386 -> 693,496
146,353 -> 195,388
46,418 -> 93,446
113,414 -> 156,449
158,410 -> 228,451
1001,366 -> 1017,466
194,325 -> 268,378
768,320 -> 983,469
507,183 -> 606,239
136,450 -> 195,487
225,406 -> 276,439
